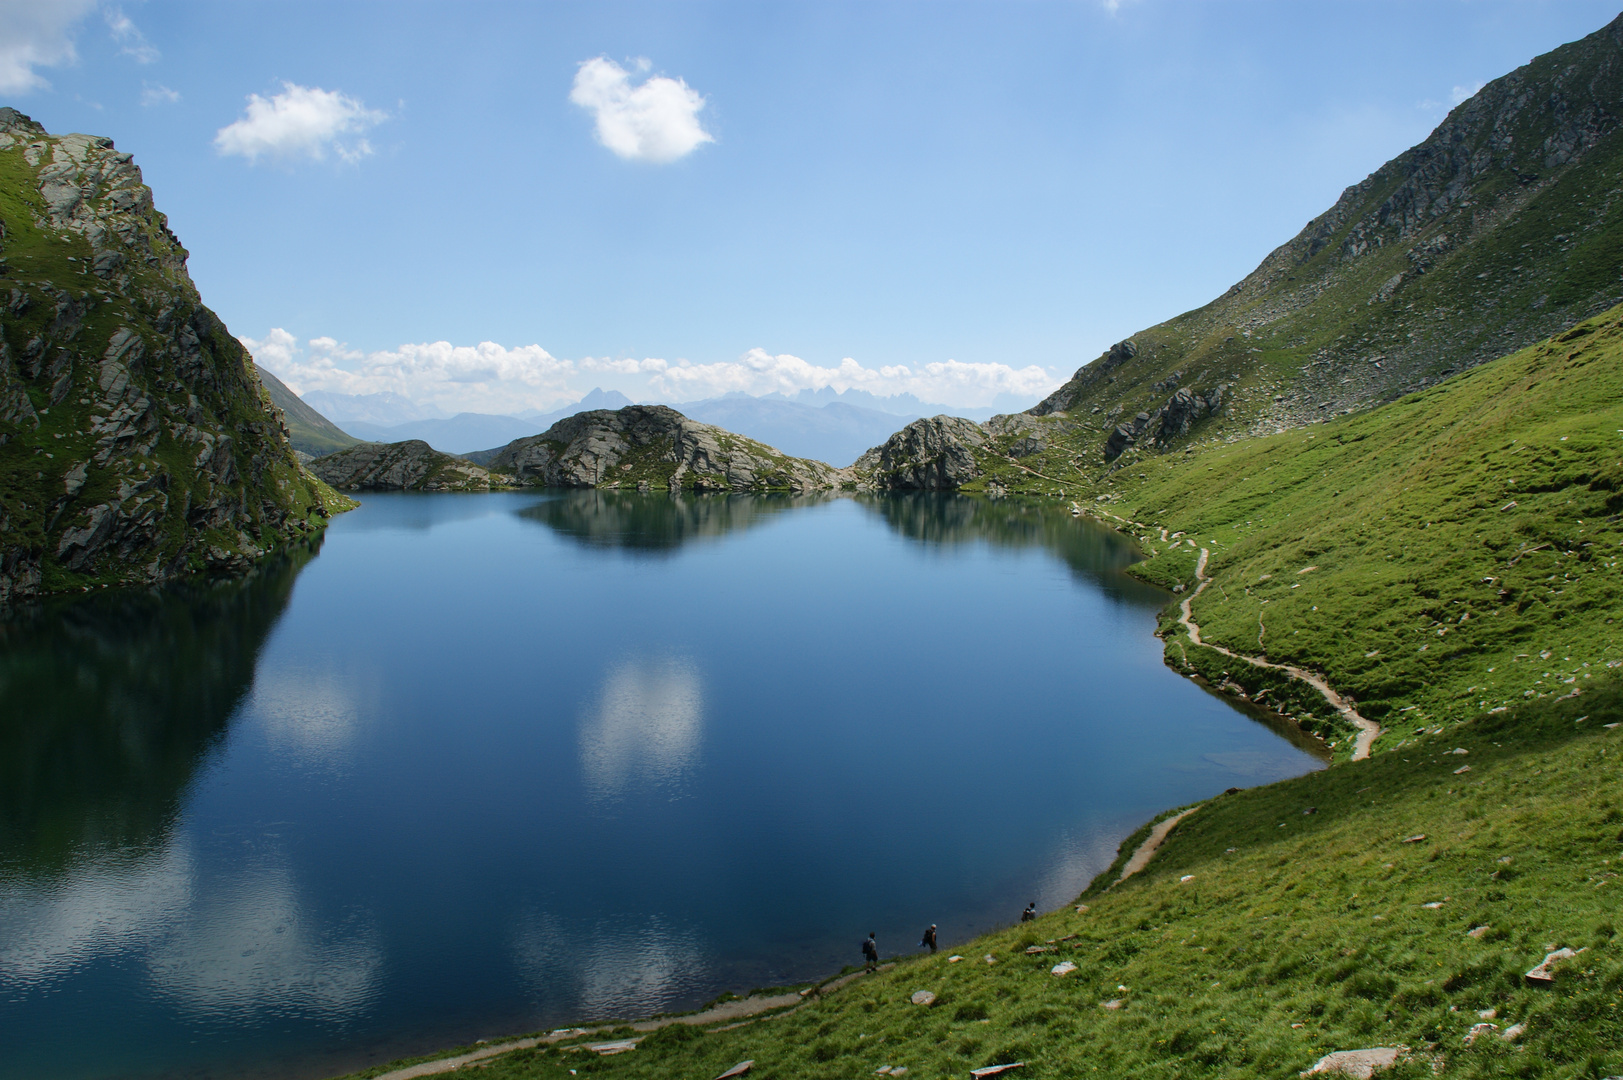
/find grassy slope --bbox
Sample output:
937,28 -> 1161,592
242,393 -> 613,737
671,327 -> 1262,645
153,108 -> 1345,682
962,303 -> 1623,752
255,364 -> 360,457
340,310 -> 1623,1080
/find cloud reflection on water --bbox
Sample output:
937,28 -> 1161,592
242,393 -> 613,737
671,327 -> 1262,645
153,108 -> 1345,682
0,835 -> 381,1023
146,859 -> 382,1022
513,910 -> 705,1021
579,656 -> 704,801
251,667 -> 367,771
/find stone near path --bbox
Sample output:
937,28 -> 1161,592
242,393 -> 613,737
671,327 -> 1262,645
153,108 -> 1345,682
1402,834 -> 1427,843
1501,1023 -> 1526,1041
1526,946 -> 1584,983
1024,944 -> 1055,954
586,1039 -> 638,1055
947,955 -> 964,962
969,1064 -> 1026,1078
714,1061 -> 754,1079
1467,925 -> 1491,939
1100,998 -> 1125,1010
911,990 -> 937,1006
1465,1023 -> 1499,1044
1051,961 -> 1078,976
1300,1047 -> 1405,1078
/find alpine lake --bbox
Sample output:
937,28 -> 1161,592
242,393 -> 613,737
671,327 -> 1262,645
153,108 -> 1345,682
0,491 -> 1326,1080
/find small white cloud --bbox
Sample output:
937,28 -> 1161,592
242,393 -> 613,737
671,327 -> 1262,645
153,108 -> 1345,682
569,56 -> 714,163
1450,81 -> 1485,106
0,0 -> 97,94
105,6 -> 158,63
141,81 -> 179,107
1100,0 -> 1141,13
214,82 -> 386,165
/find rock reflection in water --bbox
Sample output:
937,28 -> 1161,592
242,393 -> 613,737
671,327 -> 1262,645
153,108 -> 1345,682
856,493 -> 1152,595
580,656 -> 704,801
516,489 -> 828,555
0,539 -> 318,872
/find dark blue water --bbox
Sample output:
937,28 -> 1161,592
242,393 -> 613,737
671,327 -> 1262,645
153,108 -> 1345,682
0,492 -> 1322,1080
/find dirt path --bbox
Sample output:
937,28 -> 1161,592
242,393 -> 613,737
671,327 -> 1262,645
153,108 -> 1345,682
1180,548 -> 1381,761
1111,808 -> 1198,887
369,991 -> 806,1080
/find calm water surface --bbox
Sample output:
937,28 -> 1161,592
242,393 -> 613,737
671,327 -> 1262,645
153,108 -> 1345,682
0,492 -> 1323,1080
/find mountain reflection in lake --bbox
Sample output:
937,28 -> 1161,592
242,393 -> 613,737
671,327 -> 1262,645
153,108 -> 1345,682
0,492 -> 1323,1080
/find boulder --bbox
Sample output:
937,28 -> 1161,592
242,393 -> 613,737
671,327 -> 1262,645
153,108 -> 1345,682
910,990 -> 936,1006
854,415 -> 987,490
1525,946 -> 1583,983
1300,1048 -> 1405,1078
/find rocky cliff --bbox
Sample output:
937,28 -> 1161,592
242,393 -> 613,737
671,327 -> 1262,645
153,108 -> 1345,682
0,109 -> 345,602
489,404 -> 853,492
307,439 -> 498,492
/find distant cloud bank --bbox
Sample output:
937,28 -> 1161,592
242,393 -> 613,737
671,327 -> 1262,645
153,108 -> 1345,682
243,330 -> 1059,415
215,82 -> 386,164
570,56 -> 713,163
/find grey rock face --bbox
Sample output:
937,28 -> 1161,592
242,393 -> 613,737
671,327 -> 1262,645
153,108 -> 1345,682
489,405 -> 849,492
0,109 -> 333,603
853,415 -> 987,490
307,440 -> 495,491
1030,340 -> 1136,416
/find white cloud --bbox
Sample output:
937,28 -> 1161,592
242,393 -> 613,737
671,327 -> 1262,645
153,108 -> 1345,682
570,56 -> 714,163
1450,81 -> 1485,106
0,0 -> 96,94
245,330 -> 1059,412
140,80 -> 179,106
214,82 -> 386,165
105,6 -> 157,63
644,348 -> 1058,405
242,330 -> 578,414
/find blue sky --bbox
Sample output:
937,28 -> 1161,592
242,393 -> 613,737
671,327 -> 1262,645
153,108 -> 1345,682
3,1 -> 1618,413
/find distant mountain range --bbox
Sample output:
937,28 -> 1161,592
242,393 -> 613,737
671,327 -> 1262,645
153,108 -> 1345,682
290,385 -> 1040,464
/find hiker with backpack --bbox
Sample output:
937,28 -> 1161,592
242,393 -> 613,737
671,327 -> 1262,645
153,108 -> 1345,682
920,924 -> 938,954
862,932 -> 879,972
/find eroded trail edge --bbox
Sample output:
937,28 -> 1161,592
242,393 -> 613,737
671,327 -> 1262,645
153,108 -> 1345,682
1179,548 -> 1382,761
1111,808 -> 1199,888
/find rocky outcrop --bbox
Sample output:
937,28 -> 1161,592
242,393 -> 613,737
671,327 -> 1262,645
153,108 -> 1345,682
1030,340 -> 1136,417
307,440 -> 497,491
0,109 -> 342,602
488,405 -> 850,492
853,415 -> 987,490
